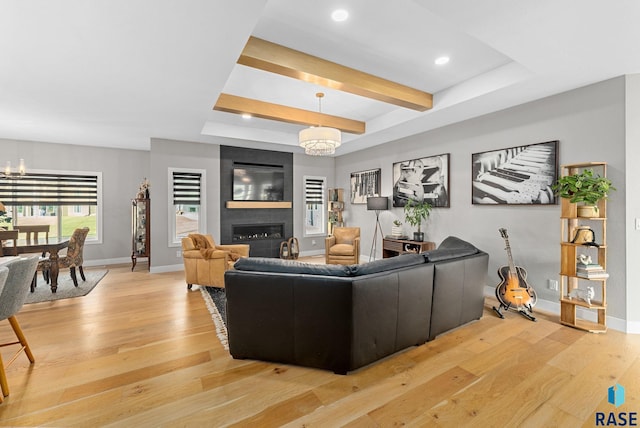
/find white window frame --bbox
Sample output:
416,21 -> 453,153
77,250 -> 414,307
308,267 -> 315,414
0,168 -> 103,244
168,167 -> 206,247
303,175 -> 326,237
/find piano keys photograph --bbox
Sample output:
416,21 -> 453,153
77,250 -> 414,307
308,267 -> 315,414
392,153 -> 450,208
350,168 -> 381,204
471,140 -> 558,205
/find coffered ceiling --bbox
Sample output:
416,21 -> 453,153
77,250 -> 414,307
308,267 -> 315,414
2,0 -> 640,155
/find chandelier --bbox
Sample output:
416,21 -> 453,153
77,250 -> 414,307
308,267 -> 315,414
299,93 -> 341,156
0,159 -> 26,179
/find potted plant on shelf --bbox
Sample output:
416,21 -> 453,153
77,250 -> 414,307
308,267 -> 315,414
552,169 -> 615,217
404,199 -> 432,241
391,219 -> 403,238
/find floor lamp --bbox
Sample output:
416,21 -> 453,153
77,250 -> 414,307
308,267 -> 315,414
367,196 -> 388,261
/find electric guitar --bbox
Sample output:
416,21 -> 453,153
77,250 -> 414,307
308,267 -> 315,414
493,228 -> 537,321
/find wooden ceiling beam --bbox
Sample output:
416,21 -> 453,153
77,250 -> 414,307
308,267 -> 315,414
214,93 -> 366,134
238,36 -> 433,112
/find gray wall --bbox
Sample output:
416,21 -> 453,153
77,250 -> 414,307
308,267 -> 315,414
149,138 -> 221,271
335,77 -> 627,320
0,138 -> 148,264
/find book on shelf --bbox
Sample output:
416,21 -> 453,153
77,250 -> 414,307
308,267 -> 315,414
576,270 -> 609,279
576,262 -> 603,271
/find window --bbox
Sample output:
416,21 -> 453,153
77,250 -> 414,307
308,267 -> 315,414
303,176 -> 326,237
0,171 -> 102,241
169,168 -> 206,245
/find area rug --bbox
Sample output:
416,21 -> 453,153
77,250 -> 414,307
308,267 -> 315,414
25,270 -> 108,304
200,286 -> 228,350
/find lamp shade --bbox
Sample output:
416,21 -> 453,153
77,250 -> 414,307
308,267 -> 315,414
299,126 -> 341,156
367,196 -> 388,211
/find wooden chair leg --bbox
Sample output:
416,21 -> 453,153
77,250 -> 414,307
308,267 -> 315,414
70,267 -> 78,287
8,316 -> 34,363
0,352 -> 7,398
79,265 -> 86,282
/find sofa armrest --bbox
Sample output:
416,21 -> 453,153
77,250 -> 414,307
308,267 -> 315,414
182,249 -> 228,260
216,244 -> 250,258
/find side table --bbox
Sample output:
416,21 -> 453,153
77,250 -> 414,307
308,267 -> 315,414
382,237 -> 435,258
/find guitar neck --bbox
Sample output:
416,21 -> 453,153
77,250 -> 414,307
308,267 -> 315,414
504,239 -> 518,276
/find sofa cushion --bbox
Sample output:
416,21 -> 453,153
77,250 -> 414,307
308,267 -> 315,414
422,236 -> 479,262
233,257 -> 351,277
348,253 -> 425,276
329,243 -> 355,256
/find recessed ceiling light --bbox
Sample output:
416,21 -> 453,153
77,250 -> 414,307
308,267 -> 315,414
435,56 -> 450,65
331,9 -> 349,22
241,113 -> 252,119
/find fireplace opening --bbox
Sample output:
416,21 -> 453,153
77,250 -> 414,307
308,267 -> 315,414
232,223 -> 284,242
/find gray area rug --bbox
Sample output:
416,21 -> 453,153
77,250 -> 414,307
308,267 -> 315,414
200,286 -> 228,349
25,269 -> 108,304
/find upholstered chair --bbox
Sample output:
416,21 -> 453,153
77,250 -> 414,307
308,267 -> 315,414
181,234 -> 250,289
38,227 -> 89,288
325,227 -> 360,265
0,256 -> 39,400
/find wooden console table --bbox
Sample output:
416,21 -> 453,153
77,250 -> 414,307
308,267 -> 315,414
382,238 -> 435,258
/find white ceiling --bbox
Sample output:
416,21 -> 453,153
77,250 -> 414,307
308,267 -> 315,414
2,0 -> 640,155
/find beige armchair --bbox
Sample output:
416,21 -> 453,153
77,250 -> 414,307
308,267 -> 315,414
181,234 -> 249,289
325,227 -> 360,265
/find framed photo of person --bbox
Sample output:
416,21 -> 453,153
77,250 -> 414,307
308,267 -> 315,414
350,168 -> 381,204
392,154 -> 450,208
471,140 -> 558,205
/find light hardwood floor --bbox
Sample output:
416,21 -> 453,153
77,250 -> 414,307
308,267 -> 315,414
0,263 -> 639,427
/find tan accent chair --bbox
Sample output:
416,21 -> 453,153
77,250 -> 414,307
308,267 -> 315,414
325,227 -> 360,265
181,234 -> 249,289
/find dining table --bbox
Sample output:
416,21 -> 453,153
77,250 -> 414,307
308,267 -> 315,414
0,237 -> 70,293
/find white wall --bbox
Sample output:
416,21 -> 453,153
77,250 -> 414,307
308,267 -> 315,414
625,74 -> 640,331
335,77 -> 627,321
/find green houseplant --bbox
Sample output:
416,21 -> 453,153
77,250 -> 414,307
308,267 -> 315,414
403,199 -> 432,241
552,169 -> 615,217
391,219 -> 403,238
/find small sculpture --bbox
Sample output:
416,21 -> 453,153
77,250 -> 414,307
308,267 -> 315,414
577,254 -> 592,265
568,286 -> 595,305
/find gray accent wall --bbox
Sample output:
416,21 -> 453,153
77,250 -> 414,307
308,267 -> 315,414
0,138 -> 148,265
335,77 -> 628,321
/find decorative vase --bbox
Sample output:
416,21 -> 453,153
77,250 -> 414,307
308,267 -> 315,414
413,232 -> 424,242
391,225 -> 403,237
577,205 -> 599,218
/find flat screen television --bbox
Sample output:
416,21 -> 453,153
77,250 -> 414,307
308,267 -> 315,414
233,165 -> 285,201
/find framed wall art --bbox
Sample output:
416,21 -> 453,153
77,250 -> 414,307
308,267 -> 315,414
392,153 -> 450,208
350,168 -> 381,204
471,140 -> 558,205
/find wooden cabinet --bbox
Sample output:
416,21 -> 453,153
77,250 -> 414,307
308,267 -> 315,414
131,198 -> 150,271
383,238 -> 435,258
328,188 -> 344,235
559,162 -> 607,333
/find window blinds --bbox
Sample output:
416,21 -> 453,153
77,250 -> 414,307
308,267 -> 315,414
0,173 -> 98,206
172,172 -> 201,205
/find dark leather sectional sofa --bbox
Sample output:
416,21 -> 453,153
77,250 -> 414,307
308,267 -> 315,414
224,236 -> 489,374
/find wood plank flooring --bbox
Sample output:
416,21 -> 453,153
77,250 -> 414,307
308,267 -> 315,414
0,263 -> 639,427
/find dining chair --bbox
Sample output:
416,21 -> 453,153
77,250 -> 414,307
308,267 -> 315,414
16,225 -> 50,244
0,230 -> 19,257
40,227 -> 89,287
0,256 -> 39,399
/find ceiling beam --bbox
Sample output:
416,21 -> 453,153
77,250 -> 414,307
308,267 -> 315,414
214,93 -> 366,134
238,36 -> 433,112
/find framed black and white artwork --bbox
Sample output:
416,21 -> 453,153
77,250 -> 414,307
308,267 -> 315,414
392,154 -> 450,208
471,140 -> 558,205
350,168 -> 381,204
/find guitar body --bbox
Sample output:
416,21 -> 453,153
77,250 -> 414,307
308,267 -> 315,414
493,228 -> 537,321
496,265 -> 537,310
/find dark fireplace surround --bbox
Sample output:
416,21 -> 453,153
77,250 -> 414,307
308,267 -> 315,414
220,146 -> 293,258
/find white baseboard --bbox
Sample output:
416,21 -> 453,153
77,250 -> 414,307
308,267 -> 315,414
483,285 -> 630,334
